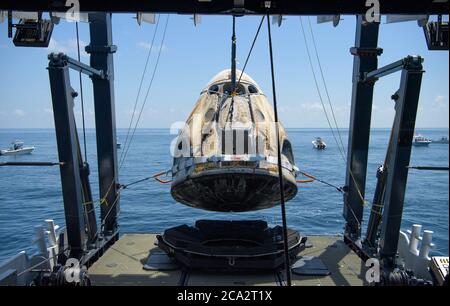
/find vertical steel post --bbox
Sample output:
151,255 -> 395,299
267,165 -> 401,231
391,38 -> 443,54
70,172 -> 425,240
47,53 -> 86,258
86,13 -> 119,233
344,16 -> 381,239
379,57 -> 424,264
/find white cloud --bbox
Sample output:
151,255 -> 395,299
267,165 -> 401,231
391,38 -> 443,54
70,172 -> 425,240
434,95 -> 448,108
137,42 -> 168,52
14,109 -> 25,116
47,38 -> 89,57
44,108 -> 53,114
300,102 -> 323,112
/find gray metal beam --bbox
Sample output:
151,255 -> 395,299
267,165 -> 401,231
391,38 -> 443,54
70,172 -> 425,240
379,57 -> 424,263
66,56 -> 105,79
47,53 -> 86,258
86,13 -> 119,233
343,16 -> 381,240
1,0 -> 448,15
364,59 -> 405,82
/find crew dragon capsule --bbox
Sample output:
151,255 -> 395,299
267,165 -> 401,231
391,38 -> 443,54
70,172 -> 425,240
170,69 -> 298,212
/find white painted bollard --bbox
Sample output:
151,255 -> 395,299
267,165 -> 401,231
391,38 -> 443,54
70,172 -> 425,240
409,224 -> 422,256
45,219 -> 58,247
419,230 -> 434,259
34,226 -> 47,256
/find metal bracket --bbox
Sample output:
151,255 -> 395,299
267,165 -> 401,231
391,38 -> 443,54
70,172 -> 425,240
350,47 -> 383,57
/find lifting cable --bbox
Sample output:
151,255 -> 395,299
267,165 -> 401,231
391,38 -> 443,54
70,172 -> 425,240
75,22 -> 88,162
119,14 -> 161,166
299,17 -> 367,215
299,17 -> 346,162
226,16 -> 237,124
266,13 -> 292,287
225,16 -> 265,125
236,15 -> 265,87
120,14 -> 170,169
306,17 -> 347,156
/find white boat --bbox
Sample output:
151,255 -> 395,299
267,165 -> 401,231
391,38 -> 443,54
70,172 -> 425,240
412,135 -> 432,146
312,137 -> 327,150
0,141 -> 35,156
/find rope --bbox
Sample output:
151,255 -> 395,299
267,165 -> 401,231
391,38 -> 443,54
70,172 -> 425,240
83,170 -> 171,215
236,15 -> 265,87
0,162 -> 63,166
17,248 -> 68,277
266,13 -> 291,287
407,166 -> 449,171
120,14 -> 170,169
299,17 -> 346,163
119,14 -> 161,166
307,17 -> 348,157
120,171 -> 172,189
296,170 -> 343,193
75,22 -> 87,162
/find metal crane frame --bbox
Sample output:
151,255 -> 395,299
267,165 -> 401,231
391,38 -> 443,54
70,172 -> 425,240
1,0 -> 447,274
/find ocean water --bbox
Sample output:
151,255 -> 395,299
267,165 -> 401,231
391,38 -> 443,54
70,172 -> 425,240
0,128 -> 448,262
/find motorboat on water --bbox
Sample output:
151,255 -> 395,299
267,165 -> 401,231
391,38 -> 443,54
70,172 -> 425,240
432,136 -> 449,144
0,141 -> 35,156
312,137 -> 327,150
170,69 -> 298,212
412,134 -> 432,146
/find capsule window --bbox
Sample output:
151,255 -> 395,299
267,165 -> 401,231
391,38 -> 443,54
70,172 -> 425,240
208,84 -> 219,94
248,85 -> 258,94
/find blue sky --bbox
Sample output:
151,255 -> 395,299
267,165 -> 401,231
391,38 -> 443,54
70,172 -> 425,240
0,14 -> 448,128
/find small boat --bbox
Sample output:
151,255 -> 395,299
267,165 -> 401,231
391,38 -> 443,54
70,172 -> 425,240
0,141 -> 35,156
432,136 -> 449,144
412,135 -> 432,146
312,137 -> 327,150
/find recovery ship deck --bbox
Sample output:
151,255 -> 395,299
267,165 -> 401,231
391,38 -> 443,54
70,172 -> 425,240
88,234 -> 368,286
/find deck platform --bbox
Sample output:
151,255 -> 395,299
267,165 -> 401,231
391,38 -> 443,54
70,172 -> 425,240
88,234 -> 369,286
